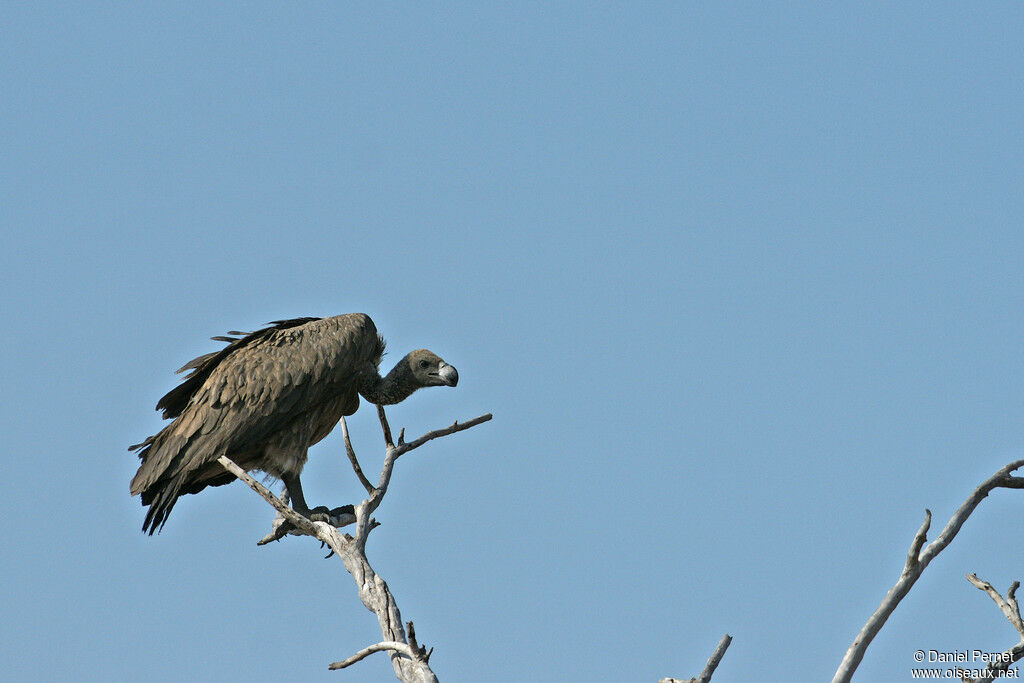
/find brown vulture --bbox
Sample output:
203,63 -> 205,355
130,313 -> 458,534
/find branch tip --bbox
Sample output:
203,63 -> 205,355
905,510 -> 932,570
697,634 -> 732,683
833,459 -> 1024,683
662,633 -> 732,683
327,641 -> 415,670
961,574 -> 1024,681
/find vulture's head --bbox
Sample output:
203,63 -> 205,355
404,349 -> 459,389
365,348 -> 459,405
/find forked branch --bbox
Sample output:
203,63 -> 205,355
962,574 -> 1024,682
833,459 -> 1024,683
220,409 -> 492,682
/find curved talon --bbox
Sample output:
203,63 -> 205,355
307,505 -> 334,524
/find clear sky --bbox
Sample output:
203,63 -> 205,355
3,3 -> 1024,681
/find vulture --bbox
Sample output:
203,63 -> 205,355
130,313 -> 458,534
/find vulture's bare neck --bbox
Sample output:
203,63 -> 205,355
358,361 -> 418,406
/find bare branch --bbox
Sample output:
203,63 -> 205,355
341,416 -> 376,495
697,634 -> 732,683
328,641 -> 416,670
256,505 -> 356,546
217,456 -> 320,537
1010,583 -> 1022,631
405,621 -> 431,662
967,575 -> 1024,635
225,410 -> 491,682
832,459 -> 1024,683
393,413 -> 494,457
252,411 -> 492,547
905,509 -> 931,571
660,634 -> 732,683
362,411 -> 494,524
962,574 -> 1024,682
406,621 -> 420,654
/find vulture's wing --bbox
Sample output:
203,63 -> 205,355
156,316 -> 321,419
130,314 -> 384,531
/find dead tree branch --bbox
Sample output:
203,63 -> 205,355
221,410 -> 492,682
962,574 -> 1024,682
832,459 -> 1024,683
660,633 -> 732,683
341,416 -> 376,495
328,641 -> 417,670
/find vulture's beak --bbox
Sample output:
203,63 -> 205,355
438,362 -> 459,387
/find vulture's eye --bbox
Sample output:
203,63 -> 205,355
419,360 -> 430,369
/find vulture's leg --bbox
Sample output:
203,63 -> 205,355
281,473 -> 310,514
281,473 -> 353,524
281,473 -> 328,521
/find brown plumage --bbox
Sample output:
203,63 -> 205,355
130,313 -> 458,534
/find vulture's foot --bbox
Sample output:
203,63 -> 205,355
274,504 -> 356,535
294,503 -> 355,526
306,505 -> 335,524
257,504 -> 356,546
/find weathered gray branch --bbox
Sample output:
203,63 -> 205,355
221,410 -> 492,682
833,459 -> 1024,683
660,633 -> 732,683
962,574 -> 1024,682
341,416 -> 376,495
251,490 -> 356,546
216,456 -> 320,536
328,641 -> 416,670
365,409 -> 493,524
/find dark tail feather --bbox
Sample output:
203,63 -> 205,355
140,475 -> 186,535
138,468 -> 237,533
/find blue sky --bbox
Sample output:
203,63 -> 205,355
3,3 -> 1024,681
